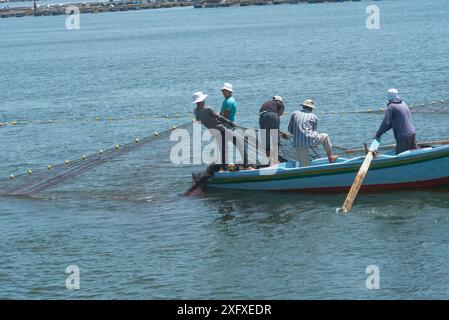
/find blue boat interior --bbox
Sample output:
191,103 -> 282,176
288,146 -> 436,168
215,146 -> 441,177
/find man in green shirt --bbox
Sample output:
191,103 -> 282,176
220,83 -> 237,123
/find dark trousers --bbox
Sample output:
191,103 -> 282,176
396,133 -> 417,154
219,128 -> 248,166
259,112 -> 280,154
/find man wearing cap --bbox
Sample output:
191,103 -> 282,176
258,96 -> 285,164
288,99 -> 338,167
374,89 -> 417,154
220,83 -> 237,125
192,91 -> 248,166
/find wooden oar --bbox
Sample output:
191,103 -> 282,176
343,139 -> 449,154
337,138 -> 381,214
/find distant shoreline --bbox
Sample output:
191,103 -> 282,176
0,0 -> 375,19
0,1 -> 192,18
0,0 -> 38,2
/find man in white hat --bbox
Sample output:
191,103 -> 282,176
193,91 -> 248,166
258,96 -> 286,165
193,91 -> 232,131
288,99 -> 338,167
220,83 -> 237,125
374,89 -> 417,154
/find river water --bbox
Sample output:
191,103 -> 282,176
1,0 -> 449,299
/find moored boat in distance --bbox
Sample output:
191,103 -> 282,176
203,145 -> 449,192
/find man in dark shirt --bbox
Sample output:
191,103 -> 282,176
375,89 -> 417,154
193,92 -> 231,132
259,96 -> 285,164
193,91 -> 249,167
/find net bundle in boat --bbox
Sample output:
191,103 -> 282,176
231,126 -> 324,163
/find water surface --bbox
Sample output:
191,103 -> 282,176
1,0 -> 449,299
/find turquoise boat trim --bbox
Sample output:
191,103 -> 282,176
209,147 -> 449,185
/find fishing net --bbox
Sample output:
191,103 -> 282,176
0,120 -> 331,197
409,99 -> 449,113
2,98 -> 447,197
219,126 -> 325,165
0,122 -> 193,196
318,99 -> 449,115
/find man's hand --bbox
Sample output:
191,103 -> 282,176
222,109 -> 231,120
280,131 -> 290,139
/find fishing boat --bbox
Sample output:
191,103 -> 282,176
201,145 -> 449,192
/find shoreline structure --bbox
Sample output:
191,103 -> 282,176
0,0 -> 373,18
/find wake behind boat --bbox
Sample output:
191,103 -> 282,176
200,144 -> 449,192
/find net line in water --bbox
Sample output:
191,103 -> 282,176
1,99 -> 448,130
319,99 -> 449,115
0,122 -> 193,196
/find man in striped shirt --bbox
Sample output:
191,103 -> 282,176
288,99 -> 338,167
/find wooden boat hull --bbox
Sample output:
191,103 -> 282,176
205,145 -> 449,192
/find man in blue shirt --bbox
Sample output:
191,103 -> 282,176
220,83 -> 237,123
374,89 -> 417,154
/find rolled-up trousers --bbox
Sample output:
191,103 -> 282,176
295,133 -> 333,167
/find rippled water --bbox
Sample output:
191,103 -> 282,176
1,0 -> 449,299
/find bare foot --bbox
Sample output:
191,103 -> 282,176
328,155 -> 338,163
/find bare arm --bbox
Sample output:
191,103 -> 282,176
215,111 -> 236,127
222,109 -> 231,120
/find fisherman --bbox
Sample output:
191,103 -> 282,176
288,99 -> 338,167
220,83 -> 237,126
259,96 -> 286,165
374,89 -> 417,154
192,91 -> 249,167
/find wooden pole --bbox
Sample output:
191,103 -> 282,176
338,139 -> 380,214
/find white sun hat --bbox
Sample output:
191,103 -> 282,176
272,95 -> 283,103
300,99 -> 315,109
192,91 -> 208,104
387,88 -> 400,102
221,83 -> 233,93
